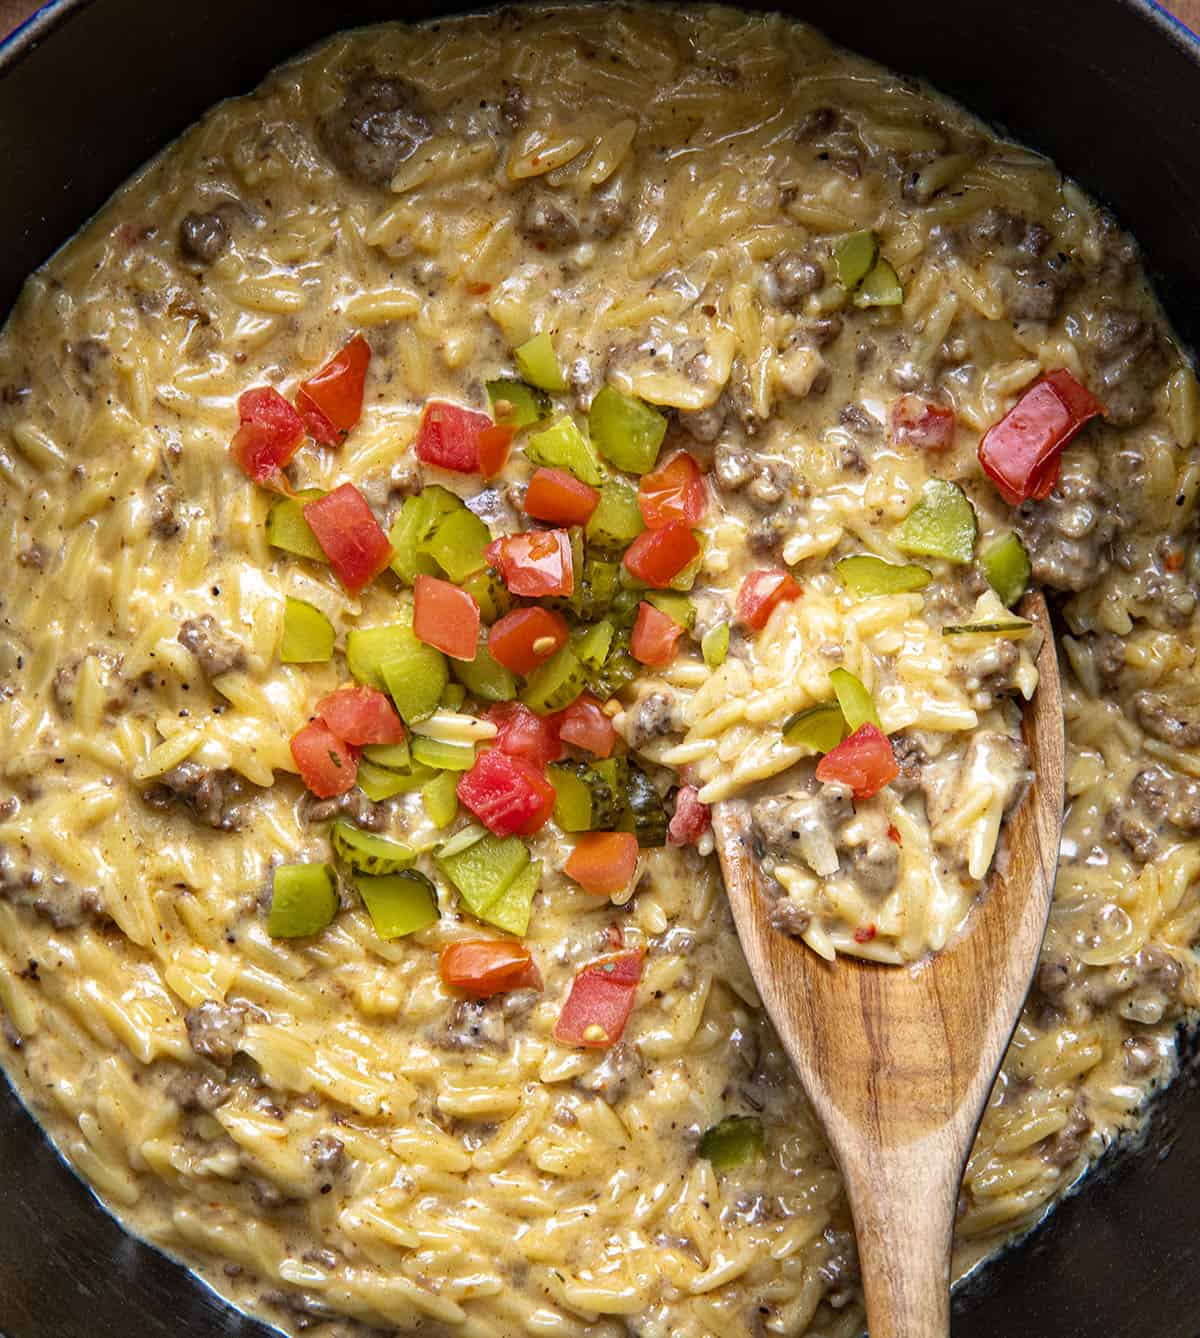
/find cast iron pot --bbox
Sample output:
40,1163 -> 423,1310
1,1 -> 1199,1334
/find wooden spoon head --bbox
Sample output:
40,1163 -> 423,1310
714,590 -> 1064,1164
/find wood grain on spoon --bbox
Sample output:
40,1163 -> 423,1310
714,591 -> 1063,1338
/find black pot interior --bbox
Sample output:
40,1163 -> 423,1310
1,1 -> 1199,1334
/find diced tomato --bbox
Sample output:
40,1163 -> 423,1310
487,606 -> 570,675
290,719 -> 357,798
890,395 -> 956,452
854,924 -> 878,944
1164,546 -> 1186,573
486,529 -> 574,597
457,748 -> 556,836
735,568 -> 803,630
978,369 -> 1106,506
638,451 -> 707,528
622,521 -> 700,588
631,601 -> 685,667
315,685 -> 406,746
668,785 -> 711,846
439,940 -> 543,998
554,949 -> 643,1049
887,823 -> 902,844
483,702 -> 564,768
555,693 -> 615,758
815,723 -> 899,801
413,574 -> 481,661
565,832 -> 640,896
229,386 -> 306,484
303,483 -> 393,594
477,424 -> 516,480
295,334 -> 371,446
414,400 -> 494,474
524,467 -> 600,526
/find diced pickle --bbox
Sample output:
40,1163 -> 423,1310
980,532 -> 1031,607
441,682 -> 467,711
582,757 -> 628,831
437,833 -> 530,917
452,630 -> 519,703
481,858 -> 541,937
280,597 -> 334,663
833,230 -> 880,291
362,740 -> 411,769
526,416 -> 605,486
647,591 -> 695,629
616,760 -> 668,848
782,702 -> 846,753
701,623 -> 729,668
586,477 -> 644,552
588,385 -> 667,474
699,1115 -> 763,1170
381,633 -> 448,724
437,823 -> 486,860
332,821 -> 417,876
522,645 -> 587,714
422,769 -> 459,827
893,479 -> 977,565
829,667 -> 881,732
347,619 -> 415,689
836,555 -> 932,598
549,764 -> 594,832
588,643 -> 640,699
355,870 -> 439,939
573,620 -> 615,669
854,257 -> 904,308
423,505 -> 491,583
513,331 -> 567,392
357,758 -> 437,801
486,376 -> 551,429
388,486 -> 461,585
411,736 -> 476,771
267,490 -> 327,562
460,566 -> 513,624
268,863 -> 338,939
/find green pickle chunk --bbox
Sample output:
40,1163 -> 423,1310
422,769 -> 459,828
266,490 -> 327,562
617,760 -> 668,848
549,764 -> 594,833
514,331 -> 567,392
980,532 -> 1032,607
701,623 -> 730,668
268,863 -> 338,939
586,477 -> 644,552
646,591 -> 695,629
355,870 -> 439,939
332,821 -> 416,876
522,645 -> 587,714
381,634 -> 448,724
452,630 -> 518,703
836,555 -> 931,598
526,416 -> 605,486
486,377 -> 550,429
423,505 -> 491,583
833,230 -> 879,291
699,1115 -> 764,1171
894,479 -> 977,565
437,834 -> 530,918
280,597 -> 334,664
356,758 -> 436,801
481,858 -> 541,937
782,702 -> 846,753
410,735 -> 476,771
573,620 -> 615,669
829,667 -> 881,732
854,257 -> 904,308
588,385 -> 667,474
361,740 -> 411,769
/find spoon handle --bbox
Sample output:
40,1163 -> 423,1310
839,1134 -> 959,1338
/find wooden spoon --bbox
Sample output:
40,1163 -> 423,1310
713,591 -> 1063,1338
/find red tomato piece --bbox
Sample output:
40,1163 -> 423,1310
457,748 -> 556,836
622,521 -> 700,588
486,529 -> 574,597
230,386 -> 306,484
414,401 -> 494,473
290,719 -> 357,798
890,395 -> 956,452
638,451 -> 707,528
630,601 -> 685,668
854,924 -> 878,944
477,423 -> 516,480
315,685 -> 405,746
483,702 -> 563,768
488,607 -> 570,675
978,369 -> 1106,506
303,483 -> 393,594
554,950 -> 644,1049
295,334 -> 371,446
735,568 -> 803,631
524,467 -> 601,526
555,693 -> 615,758
413,574 -> 481,661
439,940 -> 543,998
565,832 -> 640,896
815,723 -> 899,801
668,785 -> 712,846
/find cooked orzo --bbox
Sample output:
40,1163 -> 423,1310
0,4 -> 1197,1335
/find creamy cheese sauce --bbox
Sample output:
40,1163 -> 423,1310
0,6 -> 1198,1335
